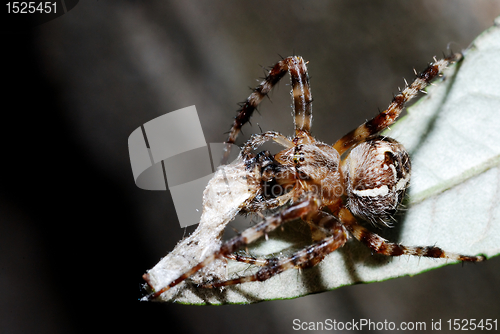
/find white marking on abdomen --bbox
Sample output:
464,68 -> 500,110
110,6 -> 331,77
353,185 -> 389,197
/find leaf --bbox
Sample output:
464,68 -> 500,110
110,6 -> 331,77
149,17 -> 500,305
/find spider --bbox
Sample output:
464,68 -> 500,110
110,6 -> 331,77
144,53 -> 485,300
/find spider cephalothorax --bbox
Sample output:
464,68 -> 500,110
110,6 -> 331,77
144,54 -> 484,300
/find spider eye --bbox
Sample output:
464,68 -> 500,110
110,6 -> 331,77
293,154 -> 305,164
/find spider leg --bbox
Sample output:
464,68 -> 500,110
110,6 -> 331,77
201,212 -> 347,288
333,53 -> 462,155
243,190 -> 295,213
338,207 -> 486,262
224,209 -> 339,266
240,131 -> 294,157
146,196 -> 319,299
224,253 -> 270,266
223,56 -> 312,162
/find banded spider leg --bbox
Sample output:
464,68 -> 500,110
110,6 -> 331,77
222,56 -> 312,163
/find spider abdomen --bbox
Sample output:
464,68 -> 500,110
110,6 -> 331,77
341,136 -> 411,227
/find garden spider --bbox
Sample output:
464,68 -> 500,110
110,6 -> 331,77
144,54 -> 485,300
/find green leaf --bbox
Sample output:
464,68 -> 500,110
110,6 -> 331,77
147,17 -> 500,305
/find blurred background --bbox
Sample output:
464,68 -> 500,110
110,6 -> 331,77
2,1 -> 500,333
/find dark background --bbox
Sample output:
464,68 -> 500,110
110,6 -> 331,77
2,1 -> 500,333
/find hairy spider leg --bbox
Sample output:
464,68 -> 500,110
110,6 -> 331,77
146,197 -> 319,300
224,209 -> 342,266
338,207 -> 486,262
201,213 -> 347,288
224,253 -> 270,266
333,53 -> 462,155
243,191 -> 295,213
223,56 -> 313,163
240,131 -> 294,156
